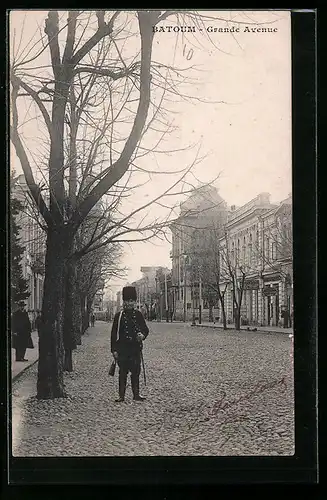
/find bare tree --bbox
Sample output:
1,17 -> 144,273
77,244 -> 124,334
10,10 -> 280,398
254,207 -> 293,280
10,11 -> 216,398
220,232 -> 248,331
187,218 -> 228,327
10,10 -> 169,398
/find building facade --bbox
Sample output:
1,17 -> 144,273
130,266 -> 171,319
12,175 -> 46,325
116,291 -> 122,312
218,193 -> 293,327
170,185 -> 228,321
170,188 -> 293,326
92,278 -> 105,311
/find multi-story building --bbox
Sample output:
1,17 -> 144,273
154,267 -> 172,320
92,278 -> 105,311
12,175 -> 46,324
130,266 -> 170,318
170,188 -> 293,326
218,193 -> 292,327
170,185 -> 228,321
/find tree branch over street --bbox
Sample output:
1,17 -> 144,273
10,9 -> 236,399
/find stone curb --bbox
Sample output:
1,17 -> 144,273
12,358 -> 38,383
192,323 -> 293,335
142,319 -> 293,335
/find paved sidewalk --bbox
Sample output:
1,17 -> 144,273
11,330 -> 39,381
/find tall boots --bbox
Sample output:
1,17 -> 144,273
115,370 -> 146,402
131,374 -> 146,401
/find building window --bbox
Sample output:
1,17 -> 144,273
237,239 -> 240,263
249,234 -> 253,267
242,236 -> 246,265
231,241 -> 235,266
265,237 -> 270,261
28,275 -> 33,310
272,241 -> 277,260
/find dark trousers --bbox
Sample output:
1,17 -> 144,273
117,351 -> 141,399
15,346 -> 26,361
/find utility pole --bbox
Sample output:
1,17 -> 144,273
191,278 -> 196,326
199,275 -> 202,324
183,258 -> 187,323
155,277 -> 160,322
164,271 -> 168,322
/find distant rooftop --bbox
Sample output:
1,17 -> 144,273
227,192 -> 273,223
180,185 -> 226,216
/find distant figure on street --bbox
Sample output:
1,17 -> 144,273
281,307 -> 289,328
90,312 -> 95,327
141,304 -> 147,319
170,309 -> 174,322
150,305 -> 156,321
111,286 -> 149,403
35,311 -> 42,336
11,302 -> 34,362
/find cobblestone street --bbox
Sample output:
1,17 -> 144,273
12,321 -> 294,457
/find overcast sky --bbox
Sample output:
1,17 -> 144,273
10,10 -> 292,294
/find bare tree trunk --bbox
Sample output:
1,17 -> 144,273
219,297 -> 227,329
37,226 -> 72,399
217,287 -> 227,330
86,296 -> 93,328
235,275 -> 246,331
80,293 -> 88,334
208,303 -> 214,322
63,259 -> 79,372
74,290 -> 82,345
235,308 -> 241,330
232,290 -> 241,331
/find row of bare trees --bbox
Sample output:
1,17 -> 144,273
10,10 -> 233,399
10,10 -> 283,397
11,181 -> 125,369
186,208 -> 292,330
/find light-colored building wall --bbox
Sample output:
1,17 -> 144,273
170,188 -> 293,326
170,185 -> 228,320
12,175 -> 46,324
218,193 -> 292,327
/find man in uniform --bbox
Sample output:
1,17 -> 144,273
111,286 -> 149,403
11,302 -> 34,361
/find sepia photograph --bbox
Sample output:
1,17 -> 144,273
9,9 -> 297,460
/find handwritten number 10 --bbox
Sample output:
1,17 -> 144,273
183,44 -> 194,61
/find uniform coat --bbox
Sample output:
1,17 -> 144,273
11,308 -> 34,360
111,308 -> 149,400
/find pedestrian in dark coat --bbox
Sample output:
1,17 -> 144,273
35,311 -> 42,336
90,312 -> 95,327
281,308 -> 290,328
11,303 -> 34,362
111,286 -> 149,403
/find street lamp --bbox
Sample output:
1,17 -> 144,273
155,276 -> 160,322
181,253 -> 188,323
171,284 -> 178,322
191,279 -> 196,326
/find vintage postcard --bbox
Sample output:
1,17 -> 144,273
7,8 -> 317,484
